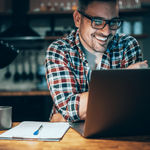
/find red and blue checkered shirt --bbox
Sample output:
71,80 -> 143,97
45,29 -> 143,122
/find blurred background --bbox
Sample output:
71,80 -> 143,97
0,0 -> 150,122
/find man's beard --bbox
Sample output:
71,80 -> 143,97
91,33 -> 114,53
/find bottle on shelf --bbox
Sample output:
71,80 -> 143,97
72,2 -> 77,11
54,2 -> 59,11
134,0 -> 141,8
119,0 -> 141,9
60,2 -> 65,11
47,1 -> 52,11
65,1 -> 72,11
40,2 -> 47,12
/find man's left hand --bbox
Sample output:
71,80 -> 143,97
127,60 -> 148,69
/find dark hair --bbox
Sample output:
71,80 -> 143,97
78,0 -> 118,12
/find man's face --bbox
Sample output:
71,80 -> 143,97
75,1 -> 119,53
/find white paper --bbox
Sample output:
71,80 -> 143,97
0,121 -> 70,141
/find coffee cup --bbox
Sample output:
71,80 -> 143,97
123,21 -> 132,35
0,106 -> 12,130
133,21 -> 143,35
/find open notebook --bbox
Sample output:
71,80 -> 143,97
0,121 -> 70,141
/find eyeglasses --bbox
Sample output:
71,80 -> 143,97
78,10 -> 123,30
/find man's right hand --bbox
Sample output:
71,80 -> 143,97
79,92 -> 89,120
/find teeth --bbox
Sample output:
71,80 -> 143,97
95,36 -> 107,41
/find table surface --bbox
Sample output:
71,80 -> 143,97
0,123 -> 150,150
0,91 -> 50,96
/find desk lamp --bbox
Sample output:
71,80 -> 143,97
0,40 -> 19,69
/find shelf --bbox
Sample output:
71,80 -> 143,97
45,36 -> 63,41
0,34 -> 148,42
28,10 -> 73,17
45,35 -> 149,40
28,10 -> 73,14
119,8 -> 150,16
27,8 -> 150,16
0,11 -> 12,16
131,34 -> 149,39
0,36 -> 45,41
0,36 -> 62,41
0,8 -> 150,18
0,91 -> 50,97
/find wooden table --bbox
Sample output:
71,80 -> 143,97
0,91 -> 50,97
0,123 -> 150,150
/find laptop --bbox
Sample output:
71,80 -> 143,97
70,69 -> 150,138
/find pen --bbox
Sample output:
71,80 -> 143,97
33,125 -> 43,135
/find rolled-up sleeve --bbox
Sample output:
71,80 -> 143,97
122,36 -> 143,68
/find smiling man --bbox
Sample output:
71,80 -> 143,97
45,0 -> 148,122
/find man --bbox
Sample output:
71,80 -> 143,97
45,0 -> 148,122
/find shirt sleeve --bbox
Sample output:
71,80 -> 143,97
45,42 -> 81,122
121,36 -> 143,68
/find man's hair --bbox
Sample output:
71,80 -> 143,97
78,0 -> 118,12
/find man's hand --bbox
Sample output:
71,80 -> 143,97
79,92 -> 89,120
127,60 -> 148,69
78,60 -> 148,120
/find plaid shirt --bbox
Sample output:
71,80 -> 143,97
45,29 -> 143,122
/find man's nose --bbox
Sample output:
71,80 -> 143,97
101,24 -> 111,36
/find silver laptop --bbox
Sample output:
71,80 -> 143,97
70,69 -> 150,138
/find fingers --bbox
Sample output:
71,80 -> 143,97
139,60 -> 148,68
50,113 -> 66,122
142,60 -> 148,64
127,60 -> 148,69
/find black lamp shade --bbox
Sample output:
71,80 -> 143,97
0,41 -> 19,69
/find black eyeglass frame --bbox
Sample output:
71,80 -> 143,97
78,10 -> 123,30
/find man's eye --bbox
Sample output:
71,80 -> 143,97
94,20 -> 103,26
110,20 -> 121,26
110,21 -> 117,26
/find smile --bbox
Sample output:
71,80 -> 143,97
94,35 -> 108,44
95,35 -> 107,42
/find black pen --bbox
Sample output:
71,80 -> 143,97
33,125 -> 43,135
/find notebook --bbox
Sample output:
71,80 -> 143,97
0,121 -> 70,141
70,69 -> 150,138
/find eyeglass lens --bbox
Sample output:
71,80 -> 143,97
92,19 -> 122,30
78,10 -> 122,30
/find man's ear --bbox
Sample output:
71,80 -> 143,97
73,10 -> 81,28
